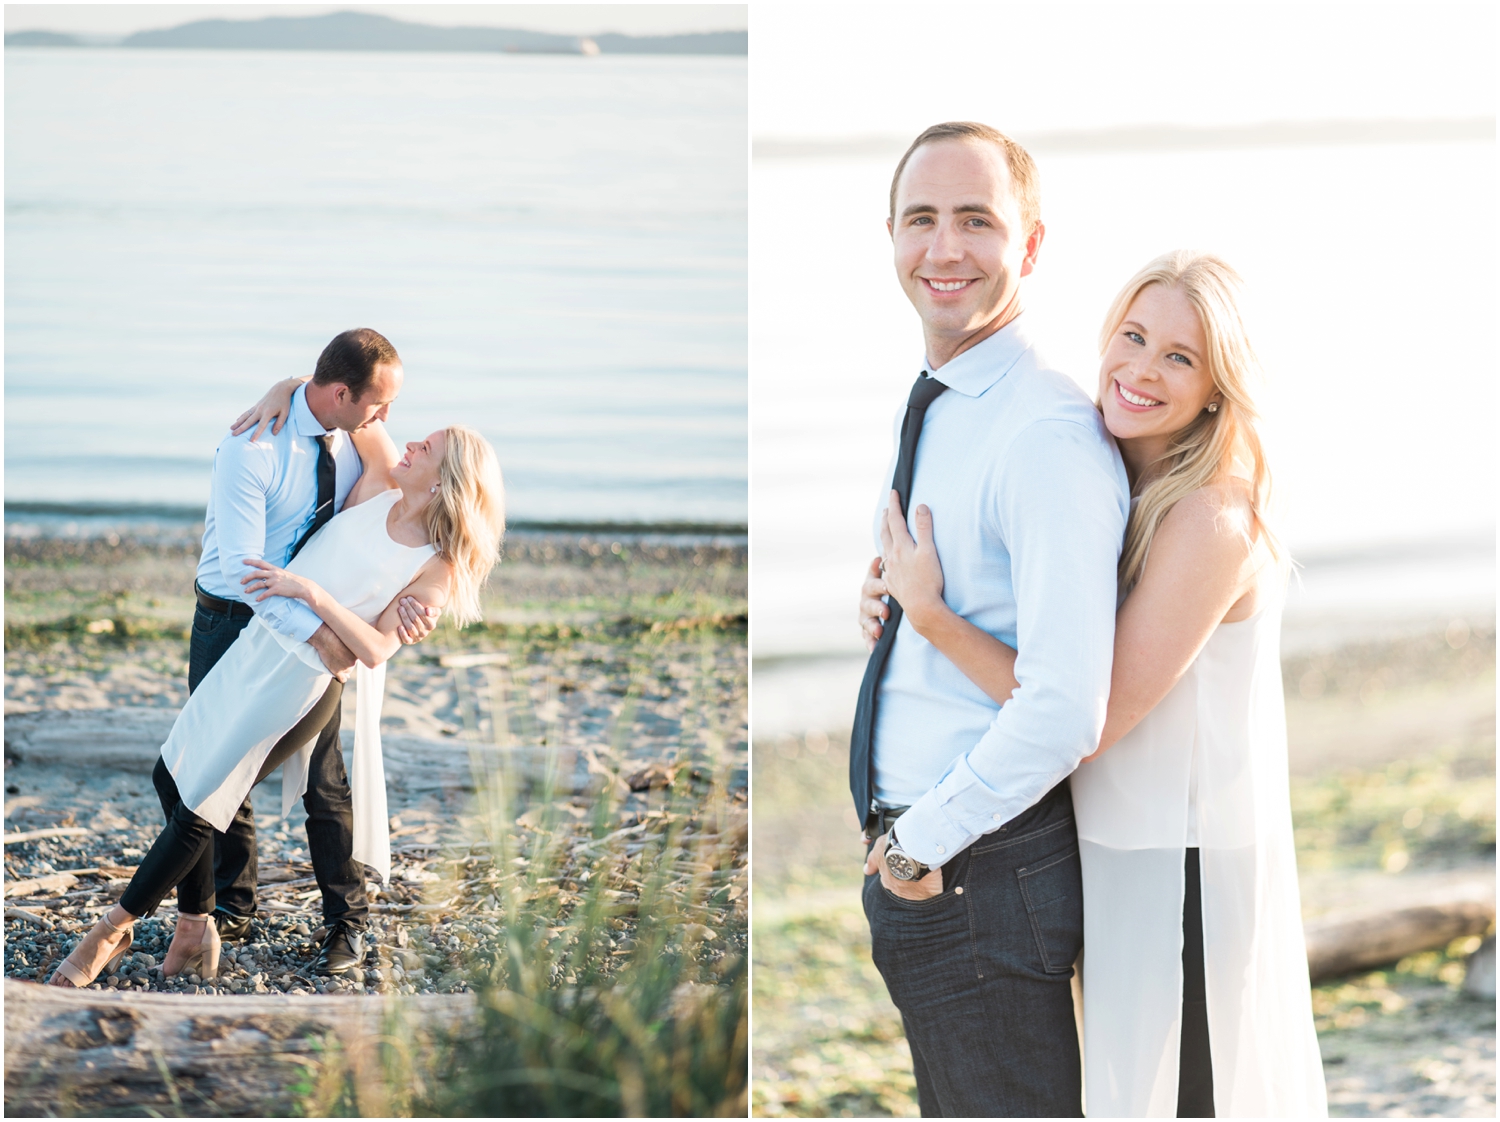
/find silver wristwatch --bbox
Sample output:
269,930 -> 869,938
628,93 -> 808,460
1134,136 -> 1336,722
883,826 -> 931,881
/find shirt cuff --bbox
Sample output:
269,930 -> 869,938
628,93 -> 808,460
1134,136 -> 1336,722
895,755 -> 1019,867
258,597 -> 323,644
892,794 -> 977,870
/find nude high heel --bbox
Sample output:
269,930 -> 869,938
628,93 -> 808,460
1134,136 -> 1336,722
163,912 -> 222,980
48,906 -> 135,988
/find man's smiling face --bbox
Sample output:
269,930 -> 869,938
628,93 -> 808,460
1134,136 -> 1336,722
888,138 -> 1041,365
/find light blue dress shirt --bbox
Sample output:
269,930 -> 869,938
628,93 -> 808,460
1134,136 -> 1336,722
196,383 -> 363,644
872,319 -> 1130,868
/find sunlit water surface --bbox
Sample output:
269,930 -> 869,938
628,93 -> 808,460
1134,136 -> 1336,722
6,49 -> 747,525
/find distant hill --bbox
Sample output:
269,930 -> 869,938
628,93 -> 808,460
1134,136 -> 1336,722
5,30 -> 85,47
5,11 -> 748,55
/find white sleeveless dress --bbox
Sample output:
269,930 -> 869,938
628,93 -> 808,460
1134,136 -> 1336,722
161,489 -> 434,886
1070,583 -> 1327,1117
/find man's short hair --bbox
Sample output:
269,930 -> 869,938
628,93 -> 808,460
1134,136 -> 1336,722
889,122 -> 1041,235
312,328 -> 400,400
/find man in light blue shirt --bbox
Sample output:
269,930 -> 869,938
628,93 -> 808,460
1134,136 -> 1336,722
196,379 -> 366,648
854,124 -> 1128,1115
190,327 -> 429,977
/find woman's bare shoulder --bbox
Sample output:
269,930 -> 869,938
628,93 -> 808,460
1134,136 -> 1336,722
412,554 -> 457,601
1157,479 -> 1257,561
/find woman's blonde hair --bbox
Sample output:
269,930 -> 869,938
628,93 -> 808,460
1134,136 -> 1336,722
424,425 -> 505,627
1099,250 -> 1281,590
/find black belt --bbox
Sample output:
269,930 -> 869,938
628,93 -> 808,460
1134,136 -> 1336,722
194,581 -> 254,620
863,804 -> 909,841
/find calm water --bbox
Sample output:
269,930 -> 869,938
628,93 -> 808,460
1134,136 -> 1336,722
751,141 -> 1495,655
5,49 -> 747,525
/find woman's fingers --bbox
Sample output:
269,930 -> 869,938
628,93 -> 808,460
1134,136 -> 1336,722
859,556 -> 889,646
239,559 -> 274,584
229,401 -> 289,444
885,490 -> 916,551
913,504 -> 935,548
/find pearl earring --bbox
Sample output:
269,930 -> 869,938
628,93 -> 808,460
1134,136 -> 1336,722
1206,402 -> 1219,414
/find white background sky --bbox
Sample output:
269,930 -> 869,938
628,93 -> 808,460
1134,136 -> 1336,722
753,2 -> 1495,137
749,1 -> 1496,658
4,3 -> 747,36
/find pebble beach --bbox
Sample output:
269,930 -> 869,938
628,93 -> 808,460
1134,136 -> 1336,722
4,524 -> 748,1003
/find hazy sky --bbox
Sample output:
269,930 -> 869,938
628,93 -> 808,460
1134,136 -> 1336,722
754,2 -> 1496,137
4,3 -> 747,36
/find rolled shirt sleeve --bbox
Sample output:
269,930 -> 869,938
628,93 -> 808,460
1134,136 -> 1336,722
211,438 -> 325,644
895,418 -> 1127,866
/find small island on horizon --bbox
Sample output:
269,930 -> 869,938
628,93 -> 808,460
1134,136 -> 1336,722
4,9 -> 748,56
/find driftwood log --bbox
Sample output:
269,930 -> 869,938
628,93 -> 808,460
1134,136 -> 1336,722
3,978 -> 470,1116
1305,876 -> 1496,983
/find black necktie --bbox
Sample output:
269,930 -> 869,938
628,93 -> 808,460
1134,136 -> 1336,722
288,434 -> 336,561
849,372 -> 948,825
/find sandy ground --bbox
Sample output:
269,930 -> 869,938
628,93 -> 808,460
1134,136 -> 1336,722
751,619 -> 1496,1118
4,530 -> 747,1002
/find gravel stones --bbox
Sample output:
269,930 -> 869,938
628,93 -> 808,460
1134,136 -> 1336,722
6,531 -> 747,1015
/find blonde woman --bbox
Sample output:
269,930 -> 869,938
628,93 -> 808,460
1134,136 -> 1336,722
863,251 -> 1326,1116
50,421 -> 503,988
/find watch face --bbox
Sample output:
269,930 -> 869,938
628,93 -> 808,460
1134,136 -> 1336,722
885,849 -> 919,881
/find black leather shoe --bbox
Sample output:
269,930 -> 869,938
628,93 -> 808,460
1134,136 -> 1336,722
314,922 -> 369,976
213,908 -> 254,942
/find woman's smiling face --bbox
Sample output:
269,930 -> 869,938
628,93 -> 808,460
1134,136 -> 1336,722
1099,283 -> 1220,454
394,429 -> 448,493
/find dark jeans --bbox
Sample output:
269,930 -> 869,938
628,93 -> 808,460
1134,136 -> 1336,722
120,680 -> 344,918
1179,847 -> 1215,1117
134,601 -> 368,927
864,783 -> 1084,1118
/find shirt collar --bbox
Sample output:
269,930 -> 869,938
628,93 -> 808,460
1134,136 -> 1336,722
923,314 -> 1033,398
290,382 -> 332,438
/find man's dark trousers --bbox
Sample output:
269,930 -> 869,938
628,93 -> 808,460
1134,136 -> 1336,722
185,602 -> 368,929
863,782 -> 1083,1118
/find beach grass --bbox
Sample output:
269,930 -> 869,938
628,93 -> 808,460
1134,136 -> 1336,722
282,621 -> 748,1116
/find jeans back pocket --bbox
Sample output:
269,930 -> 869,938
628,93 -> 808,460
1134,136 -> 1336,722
1016,845 -> 1083,974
